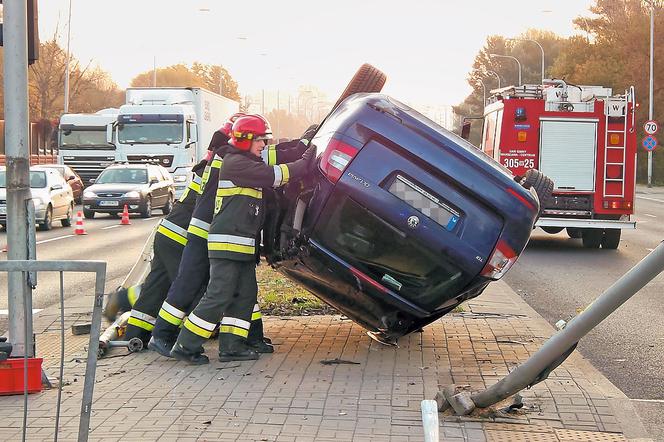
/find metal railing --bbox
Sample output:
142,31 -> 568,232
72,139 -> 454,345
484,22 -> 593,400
0,260 -> 106,442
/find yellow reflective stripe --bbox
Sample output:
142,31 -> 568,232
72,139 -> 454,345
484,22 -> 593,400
183,318 -> 212,338
219,325 -> 249,338
201,166 -> 211,186
159,308 -> 183,326
216,187 -> 262,199
157,225 -> 188,246
211,159 -> 222,169
251,312 -> 262,321
127,286 -> 140,307
128,317 -> 154,331
208,243 -> 255,254
178,187 -> 191,203
279,164 -> 290,184
268,145 -> 277,165
187,224 -> 209,239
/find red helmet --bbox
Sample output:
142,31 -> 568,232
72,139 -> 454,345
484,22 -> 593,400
219,112 -> 246,137
230,114 -> 272,151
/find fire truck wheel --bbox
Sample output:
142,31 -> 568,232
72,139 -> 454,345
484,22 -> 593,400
522,169 -> 554,213
567,228 -> 582,239
581,229 -> 602,249
331,64 -> 387,112
542,227 -> 564,234
601,229 -> 621,249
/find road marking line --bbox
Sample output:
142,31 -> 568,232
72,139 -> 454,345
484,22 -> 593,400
36,235 -> 74,245
636,195 -> 664,204
644,213 -> 657,218
631,398 -> 664,403
0,309 -> 42,315
142,217 -> 158,221
101,225 -> 122,230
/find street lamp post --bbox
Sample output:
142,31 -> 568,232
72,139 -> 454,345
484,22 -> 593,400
63,0 -> 72,113
647,1 -> 657,187
509,38 -> 545,83
478,79 -> 486,107
487,70 -> 501,89
489,53 -> 522,86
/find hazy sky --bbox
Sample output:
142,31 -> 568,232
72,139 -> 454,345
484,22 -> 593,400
38,0 -> 595,108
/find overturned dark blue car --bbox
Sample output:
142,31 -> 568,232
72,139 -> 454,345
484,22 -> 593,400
265,93 -> 547,344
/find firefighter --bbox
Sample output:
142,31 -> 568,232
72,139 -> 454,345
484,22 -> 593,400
113,121 -> 236,345
149,115 -> 310,357
169,114 -> 315,364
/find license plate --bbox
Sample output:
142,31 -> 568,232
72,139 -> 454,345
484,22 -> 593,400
99,200 -> 119,207
389,175 -> 460,231
0,206 -> 6,215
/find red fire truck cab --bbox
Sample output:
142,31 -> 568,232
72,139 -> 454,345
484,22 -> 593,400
480,79 -> 636,249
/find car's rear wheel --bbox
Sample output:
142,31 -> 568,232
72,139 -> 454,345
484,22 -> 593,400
601,229 -> 621,249
522,169 -> 554,214
567,227 -> 582,239
140,196 -> 152,218
83,209 -> 95,219
581,229 -> 602,248
541,227 -> 563,234
330,63 -> 388,112
61,203 -> 73,227
162,194 -> 174,215
39,205 -> 53,231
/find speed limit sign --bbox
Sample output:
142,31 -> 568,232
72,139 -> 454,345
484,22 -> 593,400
644,120 -> 659,135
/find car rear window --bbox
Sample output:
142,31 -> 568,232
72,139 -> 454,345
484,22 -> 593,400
314,194 -> 467,311
97,168 -> 148,184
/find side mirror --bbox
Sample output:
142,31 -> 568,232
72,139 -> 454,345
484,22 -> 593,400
461,121 -> 472,140
150,178 -> 158,185
106,123 -> 114,144
51,184 -> 63,191
89,178 -> 96,184
188,121 -> 198,143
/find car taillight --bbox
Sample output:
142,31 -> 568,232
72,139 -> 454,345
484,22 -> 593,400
319,138 -> 358,183
603,199 -> 632,210
480,240 -> 518,280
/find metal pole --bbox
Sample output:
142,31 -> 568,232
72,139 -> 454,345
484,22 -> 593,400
261,89 -> 265,114
487,70 -> 501,89
477,79 -> 486,107
509,38 -> 545,83
470,241 -> 664,409
4,0 -> 35,358
152,56 -> 157,87
648,3 -> 654,188
218,66 -> 223,96
63,0 -> 72,114
489,54 -> 522,86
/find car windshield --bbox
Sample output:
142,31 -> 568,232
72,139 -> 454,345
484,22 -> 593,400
96,168 -> 148,184
60,129 -> 111,148
118,123 -> 183,144
0,171 -> 48,188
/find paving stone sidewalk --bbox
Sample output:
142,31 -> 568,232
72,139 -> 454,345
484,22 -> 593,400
0,281 -> 652,441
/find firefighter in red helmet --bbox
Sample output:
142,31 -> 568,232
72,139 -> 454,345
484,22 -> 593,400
170,114 -> 316,364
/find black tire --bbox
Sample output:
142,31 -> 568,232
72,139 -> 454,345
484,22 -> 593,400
601,229 -> 621,249
162,194 -> 174,215
83,209 -> 95,219
541,227 -> 564,234
581,229 -> 602,249
567,227 -> 582,239
140,196 -> 152,218
61,204 -> 73,227
0,224 -> 5,231
522,169 -> 554,214
39,205 -> 53,231
331,63 -> 387,111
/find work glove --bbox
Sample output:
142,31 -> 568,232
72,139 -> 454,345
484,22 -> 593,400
286,145 -> 317,180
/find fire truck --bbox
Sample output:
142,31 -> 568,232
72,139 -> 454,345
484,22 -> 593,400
478,79 -> 636,249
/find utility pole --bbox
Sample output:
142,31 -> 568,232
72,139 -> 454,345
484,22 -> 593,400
4,0 -> 35,357
490,53 -> 522,86
63,0 -> 72,113
509,38 -> 545,83
648,1 -> 655,187
152,56 -> 157,87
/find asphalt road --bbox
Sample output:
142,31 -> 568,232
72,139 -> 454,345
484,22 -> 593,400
505,187 -> 664,440
0,207 -> 162,330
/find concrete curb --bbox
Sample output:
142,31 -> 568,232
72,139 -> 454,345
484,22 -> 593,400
496,280 -> 653,441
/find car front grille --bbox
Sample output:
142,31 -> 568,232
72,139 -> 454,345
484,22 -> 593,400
95,192 -> 124,198
127,155 -> 174,169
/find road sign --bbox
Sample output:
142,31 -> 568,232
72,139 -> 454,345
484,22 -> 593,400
642,135 -> 657,151
644,120 -> 659,135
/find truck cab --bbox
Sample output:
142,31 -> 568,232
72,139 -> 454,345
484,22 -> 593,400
479,80 -> 636,249
58,109 -> 119,185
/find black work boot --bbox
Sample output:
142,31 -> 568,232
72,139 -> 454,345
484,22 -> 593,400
247,319 -> 274,353
103,286 -> 132,321
147,336 -> 175,358
170,343 -> 209,365
219,334 -> 259,362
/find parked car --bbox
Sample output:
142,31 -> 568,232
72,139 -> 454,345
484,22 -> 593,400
0,166 -> 75,231
82,163 -> 174,219
264,93 -> 546,344
36,164 -> 84,203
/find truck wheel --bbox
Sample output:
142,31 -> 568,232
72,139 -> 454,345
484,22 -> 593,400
331,64 -> 387,111
522,169 -> 554,214
601,229 -> 621,249
542,227 -> 563,234
581,229 -> 602,249
567,227 -> 582,239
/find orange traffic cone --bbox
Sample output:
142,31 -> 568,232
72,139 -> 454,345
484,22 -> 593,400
74,211 -> 87,235
121,204 -> 131,225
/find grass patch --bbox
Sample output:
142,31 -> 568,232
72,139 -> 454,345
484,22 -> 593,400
256,264 -> 338,316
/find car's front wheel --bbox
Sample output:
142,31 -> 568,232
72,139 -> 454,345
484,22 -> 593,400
61,203 -> 73,227
140,196 -> 152,218
83,209 -> 95,219
39,205 -> 53,231
162,193 -> 174,215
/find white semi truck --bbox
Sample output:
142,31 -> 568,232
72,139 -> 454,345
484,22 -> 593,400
58,109 -> 119,185
107,87 -> 239,197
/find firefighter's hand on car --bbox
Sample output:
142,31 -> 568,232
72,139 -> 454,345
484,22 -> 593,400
301,145 -> 316,165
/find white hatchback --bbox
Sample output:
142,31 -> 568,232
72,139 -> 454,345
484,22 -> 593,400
0,166 -> 75,231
